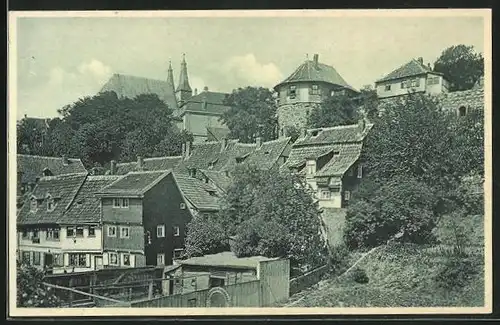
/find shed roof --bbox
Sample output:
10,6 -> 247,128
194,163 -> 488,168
178,251 -> 279,269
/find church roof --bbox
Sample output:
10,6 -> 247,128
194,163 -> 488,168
100,73 -> 179,111
375,58 -> 440,83
275,56 -> 357,91
177,91 -> 231,117
176,55 -> 192,93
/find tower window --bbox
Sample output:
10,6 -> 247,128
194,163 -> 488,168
288,85 -> 297,99
458,106 -> 467,117
384,84 -> 391,91
310,84 -> 320,95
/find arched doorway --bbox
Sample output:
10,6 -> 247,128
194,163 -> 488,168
458,106 -> 467,117
206,287 -> 231,307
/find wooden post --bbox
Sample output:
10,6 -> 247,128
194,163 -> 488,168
148,280 -> 154,299
129,287 -> 132,301
68,277 -> 74,307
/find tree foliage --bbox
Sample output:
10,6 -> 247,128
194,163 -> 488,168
433,44 -> 484,91
17,91 -> 192,168
307,94 -> 360,128
183,213 -> 229,258
221,87 -> 278,143
344,92 -> 483,248
17,261 -> 62,307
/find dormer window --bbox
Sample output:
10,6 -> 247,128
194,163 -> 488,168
47,197 -> 55,212
30,198 -> 38,212
306,160 -> 316,175
42,168 -> 52,177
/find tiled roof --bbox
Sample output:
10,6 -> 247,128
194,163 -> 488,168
176,91 -> 231,116
206,126 -> 231,142
438,87 -> 484,112
96,171 -> 171,197
282,146 -> 334,169
294,123 -> 373,146
243,137 -> 291,170
315,143 -> 363,177
275,59 -> 357,91
376,59 -> 435,83
100,73 -> 178,111
173,173 -> 220,211
199,169 -> 233,193
17,154 -> 87,185
178,141 -> 224,171
59,175 -> 121,224
114,156 -> 183,175
17,173 -> 88,225
178,251 -> 279,269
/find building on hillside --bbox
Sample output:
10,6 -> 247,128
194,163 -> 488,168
17,173 -> 123,274
282,119 -> 373,209
274,53 -> 358,136
438,77 -> 484,117
95,171 -> 193,268
172,172 -> 220,218
17,154 -> 87,208
99,56 -> 230,143
375,57 -> 450,99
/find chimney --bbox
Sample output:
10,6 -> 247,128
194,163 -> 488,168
62,155 -> 69,165
202,100 -> 207,110
182,143 -> 186,158
185,141 -> 191,158
417,57 -> 423,64
137,156 -> 144,170
24,114 -> 27,119
110,160 -> 117,175
313,54 -> 319,67
427,63 -> 432,70
194,88 -> 198,96
203,86 -> 209,92
221,138 -> 228,152
256,137 -> 262,148
301,127 -> 308,137
357,118 -> 366,135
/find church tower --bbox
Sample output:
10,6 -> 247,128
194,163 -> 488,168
176,54 -> 193,105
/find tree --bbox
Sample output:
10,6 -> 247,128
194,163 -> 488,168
218,164 -> 327,268
307,94 -> 360,128
221,87 -> 278,143
433,45 -> 484,91
17,118 -> 48,155
183,213 -> 229,258
17,261 -> 62,307
358,85 -> 379,122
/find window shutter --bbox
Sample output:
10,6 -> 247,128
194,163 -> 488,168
103,252 -> 109,266
63,253 -> 69,266
130,254 -> 136,267
86,254 -> 91,267
416,78 -> 420,87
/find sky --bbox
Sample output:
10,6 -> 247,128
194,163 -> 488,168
13,12 -> 486,120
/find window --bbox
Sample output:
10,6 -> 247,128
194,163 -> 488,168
46,198 -> 55,212
109,252 -> 119,266
173,226 -> 180,237
88,225 -> 96,237
122,198 -> 129,208
191,278 -> 197,287
53,253 -> 63,267
401,81 -> 407,89
22,229 -> 29,239
157,225 -> 165,238
33,252 -> 41,265
157,253 -> 165,266
30,199 -> 38,212
289,85 -> 297,99
357,165 -> 363,179
384,84 -> 391,91
180,203 -> 186,210
120,226 -> 130,239
22,251 -> 31,264
75,226 -> 84,237
173,249 -> 183,259
458,106 -> 467,117
320,191 -> 331,200
113,198 -> 120,208
427,76 -> 440,85
345,191 -> 351,201
310,84 -> 320,95
68,253 -> 87,267
66,226 -> 75,237
306,160 -> 316,175
108,225 -> 117,237
32,229 -> 39,239
46,228 -> 60,241
122,254 -> 130,266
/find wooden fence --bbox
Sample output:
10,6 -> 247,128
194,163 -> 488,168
289,264 -> 328,295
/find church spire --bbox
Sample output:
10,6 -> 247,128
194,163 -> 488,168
176,53 -> 193,104
166,60 -> 176,93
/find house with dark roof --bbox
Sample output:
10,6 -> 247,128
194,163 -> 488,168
17,154 -> 87,208
17,173 -> 124,273
110,155 -> 183,176
274,53 -> 358,136
282,119 -> 373,209
95,171 -> 193,268
375,57 -> 450,99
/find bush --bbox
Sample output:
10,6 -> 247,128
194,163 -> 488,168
434,256 -> 480,289
328,244 -> 351,275
349,267 -> 369,284
17,262 -> 62,307
183,214 -> 229,258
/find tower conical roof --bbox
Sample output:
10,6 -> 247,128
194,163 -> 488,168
176,54 -> 192,92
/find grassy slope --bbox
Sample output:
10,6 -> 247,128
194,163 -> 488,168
283,243 -> 484,307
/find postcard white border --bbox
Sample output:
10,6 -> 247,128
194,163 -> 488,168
7,8 -> 493,317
